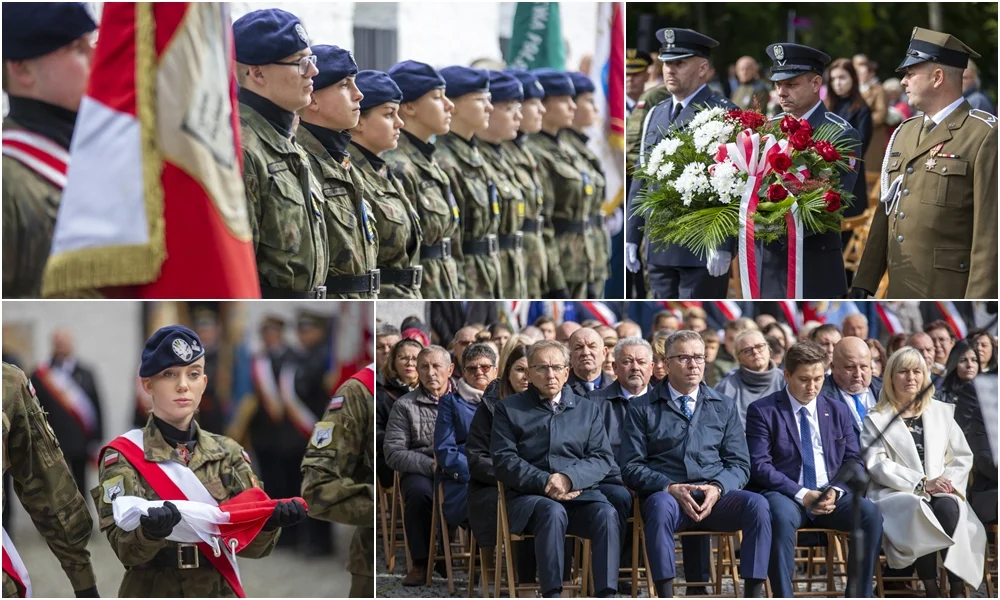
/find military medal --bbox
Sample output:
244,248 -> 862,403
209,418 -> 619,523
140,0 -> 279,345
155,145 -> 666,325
341,155 -> 351,170
924,157 -> 937,171
176,444 -> 191,465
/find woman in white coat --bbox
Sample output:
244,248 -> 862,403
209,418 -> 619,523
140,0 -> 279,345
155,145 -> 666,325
861,347 -> 986,597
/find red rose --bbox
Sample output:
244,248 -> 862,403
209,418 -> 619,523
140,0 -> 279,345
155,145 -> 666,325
727,109 -> 744,121
789,130 -> 813,151
797,119 -> 813,136
741,111 -> 766,130
823,190 -> 841,212
814,140 -> 841,163
714,144 -> 729,163
779,115 -> 800,134
768,152 -> 792,173
765,184 -> 788,202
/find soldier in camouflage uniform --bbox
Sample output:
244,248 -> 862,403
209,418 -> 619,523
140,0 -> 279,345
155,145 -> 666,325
385,61 -> 461,299
349,70 -> 424,299
505,70 -> 550,298
94,326 -> 305,597
477,71 -> 527,299
566,72 -> 610,298
529,69 -> 596,298
301,365 -> 375,598
298,45 -> 381,299
2,3 -> 97,298
437,66 -> 503,299
234,9 -> 329,299
625,83 -> 670,170
3,362 -> 98,597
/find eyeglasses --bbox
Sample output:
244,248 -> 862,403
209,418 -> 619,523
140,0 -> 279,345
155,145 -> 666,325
667,355 -> 706,365
397,355 -> 418,364
272,54 -> 317,76
464,364 -> 494,374
738,343 -> 769,357
530,364 -> 567,374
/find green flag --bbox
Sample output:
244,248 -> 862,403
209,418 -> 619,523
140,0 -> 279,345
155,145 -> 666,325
506,3 -> 564,70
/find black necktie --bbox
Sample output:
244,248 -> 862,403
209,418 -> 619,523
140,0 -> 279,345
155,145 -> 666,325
670,102 -> 683,124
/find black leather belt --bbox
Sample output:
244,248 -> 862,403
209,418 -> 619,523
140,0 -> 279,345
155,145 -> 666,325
521,218 -> 543,233
420,237 -> 452,260
325,270 -> 381,295
134,544 -> 212,570
380,266 -> 423,288
462,234 -> 498,256
499,233 -> 523,250
589,215 -> 603,228
260,285 -> 327,299
552,218 -> 588,234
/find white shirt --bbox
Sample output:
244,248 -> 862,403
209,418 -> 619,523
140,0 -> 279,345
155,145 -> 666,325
548,391 -> 563,410
621,384 -> 648,400
671,84 -> 707,112
788,390 -> 829,504
925,96 -> 966,127
798,100 -> 824,123
837,386 -> 874,429
668,382 -> 699,415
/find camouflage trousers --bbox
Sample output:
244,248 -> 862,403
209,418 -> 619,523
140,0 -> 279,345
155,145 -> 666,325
522,231 -> 548,298
557,231 -> 595,298
499,247 -> 526,300
461,252 -> 502,299
419,256 -> 460,299
542,228 -> 566,295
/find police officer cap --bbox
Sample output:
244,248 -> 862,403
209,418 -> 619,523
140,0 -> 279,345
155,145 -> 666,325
233,9 -> 310,66
139,326 -> 206,378
488,71 -> 523,103
897,27 -> 980,72
506,69 -> 546,100
387,60 -> 447,103
311,45 -> 359,91
568,72 -> 596,96
2,3 -> 97,61
357,70 -> 404,110
440,66 -> 490,98
765,43 -> 830,82
531,68 -> 576,98
656,28 -> 719,62
626,49 -> 653,75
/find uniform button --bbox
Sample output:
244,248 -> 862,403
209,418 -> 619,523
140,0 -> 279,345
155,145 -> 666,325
897,235 -> 904,243
902,189 -> 910,196
960,263 -> 966,269
942,167 -> 948,173
899,212 -> 905,219
907,167 -> 914,174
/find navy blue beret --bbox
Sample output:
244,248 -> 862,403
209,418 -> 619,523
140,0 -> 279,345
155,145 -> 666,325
440,66 -> 490,98
507,69 -> 546,100
139,326 -> 206,378
488,71 -> 523,103
568,72 -> 596,96
311,44 -> 358,90
531,68 -> 576,98
2,3 -> 96,61
357,70 -> 403,110
387,60 -> 446,103
233,9 -> 310,66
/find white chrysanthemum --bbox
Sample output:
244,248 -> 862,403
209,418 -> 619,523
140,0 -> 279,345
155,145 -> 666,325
687,106 -> 727,130
658,137 -> 683,157
669,163 -> 711,206
708,160 -> 746,204
646,144 -> 665,175
657,161 -> 676,180
692,120 -> 736,154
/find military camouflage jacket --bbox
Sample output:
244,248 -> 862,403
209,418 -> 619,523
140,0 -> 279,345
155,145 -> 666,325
301,378 -> 374,577
92,416 -> 278,598
503,138 -> 549,297
564,129 -> 609,285
240,102 -> 329,294
478,141 -> 526,299
3,363 -> 96,596
348,143 -> 423,299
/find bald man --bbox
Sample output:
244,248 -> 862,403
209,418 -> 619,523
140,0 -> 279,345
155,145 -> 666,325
616,320 -> 643,340
820,337 -> 883,435
841,314 -> 869,340
556,321 -> 582,344
730,56 -> 770,110
567,328 -> 613,396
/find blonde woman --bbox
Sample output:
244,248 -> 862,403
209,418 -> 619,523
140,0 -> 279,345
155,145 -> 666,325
861,347 -> 986,597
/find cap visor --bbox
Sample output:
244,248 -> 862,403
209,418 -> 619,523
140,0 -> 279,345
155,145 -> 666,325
896,55 -> 925,72
659,52 -> 695,62
769,70 -> 808,82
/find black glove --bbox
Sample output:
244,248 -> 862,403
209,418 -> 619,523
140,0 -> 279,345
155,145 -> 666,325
75,586 -> 100,598
848,287 -> 872,299
139,501 -> 181,539
264,499 -> 307,530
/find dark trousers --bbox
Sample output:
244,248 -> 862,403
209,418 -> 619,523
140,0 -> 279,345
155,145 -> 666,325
913,496 -> 962,584
468,487 -> 537,582
524,497 -> 621,596
764,491 -> 882,597
647,264 -> 729,299
642,490 -> 771,582
599,483 -> 634,567
258,450 -> 332,551
400,472 -> 434,562
970,488 -> 998,526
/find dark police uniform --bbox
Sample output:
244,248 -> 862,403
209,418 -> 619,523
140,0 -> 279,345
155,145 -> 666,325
626,29 -> 736,299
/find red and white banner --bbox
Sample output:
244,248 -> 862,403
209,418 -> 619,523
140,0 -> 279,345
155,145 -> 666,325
935,301 -> 968,338
778,300 -> 801,333
588,2 -> 626,219
278,368 -> 317,439
1,129 -> 69,190
43,3 -> 258,299
579,301 -> 617,327
329,303 -> 375,395
250,357 -> 285,423
2,527 -> 31,598
33,363 -> 99,436
712,301 -> 742,321
875,303 -> 904,336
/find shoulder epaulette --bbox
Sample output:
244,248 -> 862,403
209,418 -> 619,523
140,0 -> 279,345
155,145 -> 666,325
824,112 -> 850,130
968,109 -> 996,128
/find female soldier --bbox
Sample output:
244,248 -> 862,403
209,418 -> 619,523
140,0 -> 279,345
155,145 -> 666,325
566,72 -> 609,298
476,71 -> 527,299
93,326 -> 306,597
385,61 -> 461,299
349,70 -> 424,299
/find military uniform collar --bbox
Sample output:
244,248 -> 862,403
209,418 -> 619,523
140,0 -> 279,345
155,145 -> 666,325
349,140 -> 387,174
439,132 -> 484,166
299,121 -> 352,160
925,96 -> 966,126
240,101 -> 301,156
142,415 -> 225,468
401,129 -> 436,159
799,99 -> 825,123
238,88 -> 295,138
349,142 -> 395,190
670,83 -> 707,110
913,99 -> 971,156
5,96 -> 77,149
297,124 -> 355,181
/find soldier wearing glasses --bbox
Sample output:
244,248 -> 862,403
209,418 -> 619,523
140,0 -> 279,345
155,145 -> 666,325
233,9 -> 329,299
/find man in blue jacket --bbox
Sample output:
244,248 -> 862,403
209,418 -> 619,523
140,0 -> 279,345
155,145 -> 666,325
745,341 -> 882,597
621,330 -> 770,598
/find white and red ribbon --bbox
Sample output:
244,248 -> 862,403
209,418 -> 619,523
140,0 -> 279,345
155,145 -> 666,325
935,301 -> 968,338
778,300 -> 801,333
579,301 -> 617,327
2,527 -> 31,598
713,301 -> 742,321
784,203 -> 804,299
277,369 -> 317,439
875,303 -> 904,335
33,363 -> 99,436
250,357 -> 285,422
1,130 -> 69,190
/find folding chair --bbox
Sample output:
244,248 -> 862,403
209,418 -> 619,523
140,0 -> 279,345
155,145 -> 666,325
387,470 -> 412,574
985,523 -> 998,599
426,478 -> 476,594
790,528 -> 848,597
377,478 -> 393,569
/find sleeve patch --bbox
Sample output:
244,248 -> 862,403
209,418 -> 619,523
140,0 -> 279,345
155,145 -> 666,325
328,395 -> 344,410
103,451 -> 119,467
102,475 -> 125,503
311,422 -> 334,448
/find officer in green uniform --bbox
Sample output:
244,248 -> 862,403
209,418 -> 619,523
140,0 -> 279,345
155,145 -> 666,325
625,82 -> 670,170
437,66 -> 503,299
348,70 -> 424,299
301,367 -> 375,598
566,71 -> 609,298
385,61 -> 462,299
93,326 -> 306,597
853,28 -> 997,299
528,69 -> 594,298
234,9 -> 329,299
3,362 -> 98,597
477,71 -> 527,299
298,45 -> 381,298
2,3 -> 96,298
504,70 -> 549,298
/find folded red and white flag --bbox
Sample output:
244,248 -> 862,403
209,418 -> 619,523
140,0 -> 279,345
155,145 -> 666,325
2,527 -> 31,598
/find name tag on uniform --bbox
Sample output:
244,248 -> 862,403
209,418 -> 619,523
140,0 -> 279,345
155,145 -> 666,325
267,162 -> 289,175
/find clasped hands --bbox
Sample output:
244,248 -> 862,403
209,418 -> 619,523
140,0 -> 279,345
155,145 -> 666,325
924,476 -> 954,496
667,482 -> 720,522
802,488 -> 838,516
545,473 -> 580,501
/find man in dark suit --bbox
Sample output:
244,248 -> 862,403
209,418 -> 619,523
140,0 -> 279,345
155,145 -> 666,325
567,327 -> 613,396
621,330 -> 770,598
492,340 -> 620,598
429,301 -> 499,346
625,28 -> 738,299
745,341 -> 882,598
820,337 -> 883,435
30,329 -> 104,501
959,372 -> 998,526
761,43 -> 862,298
